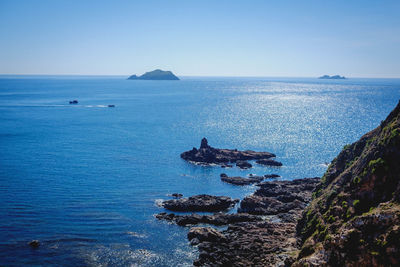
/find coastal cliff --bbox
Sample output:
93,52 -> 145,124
295,101 -> 400,266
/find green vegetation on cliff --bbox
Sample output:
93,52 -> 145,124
295,101 -> 400,266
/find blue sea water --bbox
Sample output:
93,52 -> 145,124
0,76 -> 400,266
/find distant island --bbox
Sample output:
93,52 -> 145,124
128,69 -> 179,80
319,75 -> 346,79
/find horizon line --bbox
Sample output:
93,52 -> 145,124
1,74 -> 400,79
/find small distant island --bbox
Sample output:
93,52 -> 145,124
128,69 -> 179,80
319,75 -> 346,79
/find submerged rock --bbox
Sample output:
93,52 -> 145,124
28,240 -> 40,248
180,138 -> 275,166
161,194 -> 239,212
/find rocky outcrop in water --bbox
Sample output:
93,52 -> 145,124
161,194 -> 239,212
28,240 -> 40,248
256,159 -> 283,166
264,174 -> 280,179
156,212 -> 262,226
180,138 -> 276,167
294,101 -> 400,266
238,178 -> 320,216
220,173 -> 264,185
236,160 -> 252,169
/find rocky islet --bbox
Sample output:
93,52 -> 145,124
180,138 -> 279,169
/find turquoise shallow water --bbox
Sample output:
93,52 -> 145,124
0,76 -> 400,266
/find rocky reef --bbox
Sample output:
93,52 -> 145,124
161,194 -> 239,212
180,138 -> 277,168
185,178 -> 320,266
127,69 -> 179,80
294,101 -> 400,266
157,177 -> 320,266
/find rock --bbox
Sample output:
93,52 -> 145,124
256,159 -> 283,166
220,174 -> 264,185
28,240 -> 40,248
156,177 -> 320,265
190,221 -> 299,266
161,194 -> 239,212
236,160 -> 252,169
186,178 -> 320,266
264,174 -> 280,179
238,178 -> 320,216
170,193 -> 183,198
180,138 -> 276,166
187,227 -> 226,244
128,69 -> 179,80
156,212 -> 263,226
221,163 -> 233,168
200,137 -> 209,149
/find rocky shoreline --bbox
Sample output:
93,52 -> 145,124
156,138 -> 321,266
157,170 -> 320,266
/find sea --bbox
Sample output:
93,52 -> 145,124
1,76 -> 400,266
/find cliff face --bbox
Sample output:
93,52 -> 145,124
295,101 -> 400,266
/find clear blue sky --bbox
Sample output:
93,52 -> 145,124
0,0 -> 399,77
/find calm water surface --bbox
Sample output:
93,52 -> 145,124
1,76 -> 400,266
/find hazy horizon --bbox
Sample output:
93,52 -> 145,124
2,73 -> 400,79
1,0 -> 400,78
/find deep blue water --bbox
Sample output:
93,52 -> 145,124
1,76 -> 400,266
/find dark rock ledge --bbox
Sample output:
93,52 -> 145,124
180,138 -> 276,168
256,158 -> 283,166
220,173 -> 265,185
161,194 -> 239,212
220,173 -> 281,186
156,212 -> 263,226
